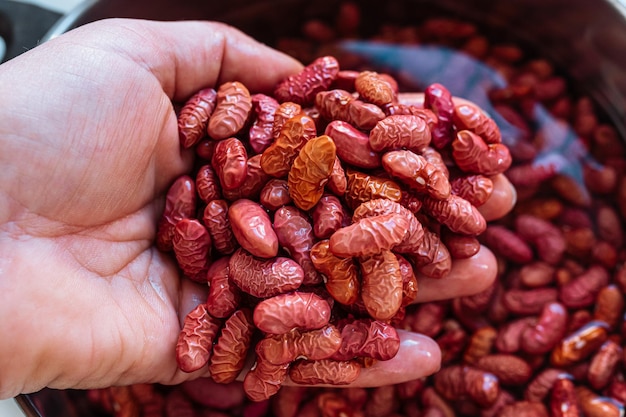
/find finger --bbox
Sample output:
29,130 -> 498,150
65,19 -> 303,101
479,173 -> 517,221
413,245 -> 497,303
281,330 -> 441,388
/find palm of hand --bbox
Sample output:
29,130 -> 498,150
0,26 -> 206,395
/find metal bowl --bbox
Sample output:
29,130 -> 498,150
16,0 -> 626,415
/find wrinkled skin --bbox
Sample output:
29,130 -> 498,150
0,18 -> 516,399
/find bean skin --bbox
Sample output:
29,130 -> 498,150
359,250 -> 403,321
329,213 -> 409,258
289,359 -> 361,385
208,81 -> 252,140
228,199 -> 278,258
253,292 -> 331,334
228,248 -> 304,298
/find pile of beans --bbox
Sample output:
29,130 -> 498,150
170,47 -> 510,397
85,2 -> 626,417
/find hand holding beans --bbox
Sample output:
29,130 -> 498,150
0,15 -> 517,407
167,54 -> 517,401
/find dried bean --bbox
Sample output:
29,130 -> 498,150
475,354 -> 533,385
196,164 -> 222,204
355,71 -> 395,106
261,113 -> 318,178
206,256 -> 240,318
288,135 -> 336,211
423,194 -> 487,236
480,390 -> 516,417
514,214 -> 566,265
364,385 -> 398,417
182,377 -> 245,412
332,318 -> 400,361
596,205 -> 624,248
329,213 -> 409,258
165,390 -> 194,417
273,205 -> 321,285
243,358 -> 289,402
369,115 -> 431,153
156,175 -> 196,252
172,218 -> 212,282
271,386 -> 306,417
434,365 -> 499,407
107,386 -> 140,417
385,104 -> 438,130
382,150 -> 451,200
255,325 -> 342,365
397,254 -> 419,305
310,239 -> 360,305
352,198 -> 424,254
178,88 -> 217,148
313,393 -> 351,417
519,262 -> 555,288
222,154 -> 270,201
289,359 -> 361,385
576,386 -> 624,417
421,146 -> 449,178
482,225 -> 533,263
459,283 -> 496,313
401,302 -> 446,338
311,195 -> 344,239
587,340 -> 622,390
498,401 -> 548,417
196,138 -> 216,160
559,265 -> 609,308
249,94 -> 280,154
495,317 -> 535,354
442,231 -> 481,259
463,326 -> 498,365
253,292 -> 331,334
551,321 -> 609,367
209,309 -> 255,384
424,83 -> 455,149
521,302 -> 568,355
421,388 -> 456,417
453,102 -> 501,144
452,130 -> 512,175
549,377 -> 580,417
208,81 -> 252,140
408,228 -> 452,279
325,120 -> 381,169
315,89 -> 385,130
450,174 -> 494,207
272,102 -> 302,139
176,304 -> 222,373
503,288 -> 558,315
202,200 -> 238,255
259,179 -> 292,211
211,137 -> 249,190
327,157 -> 347,196
274,56 -> 340,106
593,285 -> 624,329
228,199 -> 278,258
359,250 -> 403,321
229,248 -> 303,298
437,320 -> 468,365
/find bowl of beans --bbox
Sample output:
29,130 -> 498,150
19,0 -> 626,416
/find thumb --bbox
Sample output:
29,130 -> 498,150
60,18 -> 304,100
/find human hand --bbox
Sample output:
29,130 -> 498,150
0,18 -> 515,399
